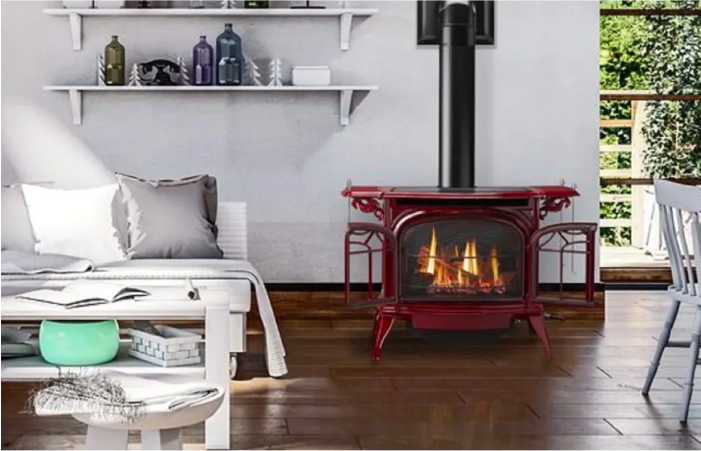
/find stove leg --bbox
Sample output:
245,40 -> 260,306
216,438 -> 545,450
372,313 -> 395,361
528,314 -> 552,359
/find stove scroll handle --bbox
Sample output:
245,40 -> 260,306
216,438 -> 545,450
346,179 -> 352,225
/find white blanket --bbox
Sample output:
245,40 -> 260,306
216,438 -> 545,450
34,372 -> 222,417
1,250 -> 94,275
2,259 -> 288,378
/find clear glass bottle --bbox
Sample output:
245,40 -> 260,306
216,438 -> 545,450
244,1 -> 269,8
193,35 -> 214,86
104,35 -> 125,86
215,23 -> 243,86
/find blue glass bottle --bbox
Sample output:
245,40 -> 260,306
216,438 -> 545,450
215,23 -> 243,86
193,36 -> 214,86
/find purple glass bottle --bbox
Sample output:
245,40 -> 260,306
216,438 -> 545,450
192,35 -> 214,86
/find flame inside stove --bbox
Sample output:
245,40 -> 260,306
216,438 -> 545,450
416,227 -> 510,295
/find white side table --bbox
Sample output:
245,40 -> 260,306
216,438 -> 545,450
1,286 -> 231,450
72,375 -> 225,450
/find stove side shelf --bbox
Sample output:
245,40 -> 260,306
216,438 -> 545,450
344,222 -> 397,309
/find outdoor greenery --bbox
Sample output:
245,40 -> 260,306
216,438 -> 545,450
641,0 -> 701,178
599,0 -> 701,246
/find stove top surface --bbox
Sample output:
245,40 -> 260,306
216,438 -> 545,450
342,184 -> 580,200
390,186 -> 534,194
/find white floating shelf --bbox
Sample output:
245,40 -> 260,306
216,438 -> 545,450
44,85 -> 379,126
1,343 -> 205,382
44,8 -> 378,51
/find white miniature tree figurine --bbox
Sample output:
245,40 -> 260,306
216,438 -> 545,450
220,0 -> 236,8
177,56 -> 191,85
97,53 -> 106,86
244,54 -> 262,86
128,63 -> 142,86
267,58 -> 283,87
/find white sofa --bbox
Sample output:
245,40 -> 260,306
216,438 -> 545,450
1,202 -> 286,378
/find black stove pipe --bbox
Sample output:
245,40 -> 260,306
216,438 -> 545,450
439,1 -> 476,189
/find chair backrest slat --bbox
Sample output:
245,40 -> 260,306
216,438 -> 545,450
692,212 -> 701,296
654,180 -> 701,295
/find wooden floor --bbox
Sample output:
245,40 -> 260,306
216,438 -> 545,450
4,291 -> 701,450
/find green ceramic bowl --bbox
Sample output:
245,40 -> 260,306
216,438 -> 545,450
39,320 -> 120,366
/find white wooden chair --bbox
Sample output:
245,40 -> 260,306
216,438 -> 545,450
642,180 -> 701,422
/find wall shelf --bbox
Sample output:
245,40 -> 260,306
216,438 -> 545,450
43,8 -> 378,51
44,85 -> 378,126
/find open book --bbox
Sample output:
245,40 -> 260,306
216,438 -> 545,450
15,280 -> 150,309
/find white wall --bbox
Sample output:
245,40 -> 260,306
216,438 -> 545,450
1,1 -> 600,283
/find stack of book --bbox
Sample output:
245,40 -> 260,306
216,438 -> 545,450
2,326 -> 36,359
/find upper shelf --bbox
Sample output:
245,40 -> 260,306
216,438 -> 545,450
43,7 -> 379,51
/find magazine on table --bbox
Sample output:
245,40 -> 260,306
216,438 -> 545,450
15,280 -> 150,309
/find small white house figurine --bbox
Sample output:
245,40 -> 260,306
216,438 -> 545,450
220,0 -> 236,8
267,58 -> 283,87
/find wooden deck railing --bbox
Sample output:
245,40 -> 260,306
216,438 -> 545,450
599,94 -> 641,245
599,91 -> 701,248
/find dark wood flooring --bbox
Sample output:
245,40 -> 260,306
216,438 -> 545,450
3,291 -> 701,450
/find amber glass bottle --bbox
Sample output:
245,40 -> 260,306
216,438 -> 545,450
104,35 -> 125,86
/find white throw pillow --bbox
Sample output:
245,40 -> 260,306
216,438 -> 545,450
21,184 -> 126,264
2,184 -> 38,252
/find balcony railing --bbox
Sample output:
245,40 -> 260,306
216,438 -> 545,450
599,90 -> 700,265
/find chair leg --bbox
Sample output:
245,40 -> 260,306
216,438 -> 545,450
643,299 -> 681,395
680,306 -> 701,423
85,426 -> 129,450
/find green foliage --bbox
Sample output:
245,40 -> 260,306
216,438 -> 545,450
599,1 -> 701,246
641,0 -> 701,178
599,3 -> 645,247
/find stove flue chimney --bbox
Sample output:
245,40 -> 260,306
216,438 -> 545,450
439,0 -> 476,189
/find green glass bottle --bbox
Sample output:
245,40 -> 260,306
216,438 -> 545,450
104,35 -> 125,86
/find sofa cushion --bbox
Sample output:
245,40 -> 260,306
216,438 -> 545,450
21,184 -> 127,264
1,185 -> 37,253
116,174 -> 222,259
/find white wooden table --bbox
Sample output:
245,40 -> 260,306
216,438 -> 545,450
1,286 -> 231,450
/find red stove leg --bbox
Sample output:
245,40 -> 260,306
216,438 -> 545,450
527,314 -> 552,359
372,311 -> 395,361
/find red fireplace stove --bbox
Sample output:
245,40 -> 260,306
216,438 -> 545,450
340,2 -> 598,360
342,184 -> 597,360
